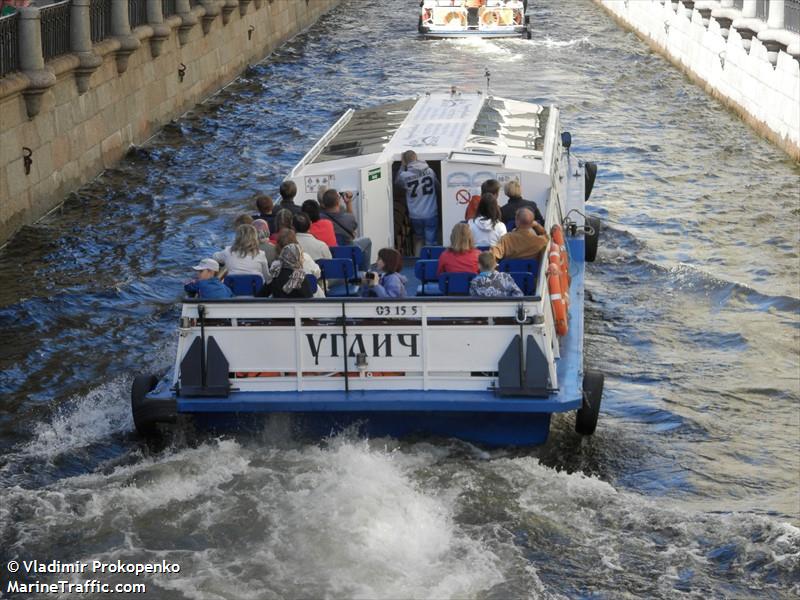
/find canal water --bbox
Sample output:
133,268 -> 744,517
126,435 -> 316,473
1,0 -> 798,597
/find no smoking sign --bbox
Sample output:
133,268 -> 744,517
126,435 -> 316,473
455,188 -> 471,205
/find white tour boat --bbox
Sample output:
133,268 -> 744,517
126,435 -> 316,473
131,90 -> 603,446
418,0 -> 531,39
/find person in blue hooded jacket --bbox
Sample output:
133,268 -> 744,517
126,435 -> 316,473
184,258 -> 234,299
360,248 -> 407,298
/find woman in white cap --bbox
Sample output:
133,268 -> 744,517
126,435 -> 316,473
184,259 -> 233,299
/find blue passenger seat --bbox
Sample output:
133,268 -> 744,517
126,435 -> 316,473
224,274 -> 264,296
508,272 -> 537,295
306,274 -> 319,295
438,272 -> 475,296
420,246 -> 446,260
317,258 -> 358,296
414,260 -> 442,296
498,258 -> 539,274
330,245 -> 364,279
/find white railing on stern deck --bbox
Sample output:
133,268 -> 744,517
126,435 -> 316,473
176,298 -> 557,393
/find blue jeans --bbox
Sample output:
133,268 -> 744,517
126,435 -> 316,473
411,216 -> 440,246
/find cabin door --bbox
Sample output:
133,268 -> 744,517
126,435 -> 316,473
359,164 -> 393,251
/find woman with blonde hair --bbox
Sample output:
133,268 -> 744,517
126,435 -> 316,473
501,180 -> 544,226
436,222 -> 480,275
213,224 -> 270,282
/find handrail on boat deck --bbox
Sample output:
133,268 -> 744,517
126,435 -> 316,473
289,109 -> 355,177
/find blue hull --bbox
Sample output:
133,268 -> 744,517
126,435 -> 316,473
190,410 -> 552,446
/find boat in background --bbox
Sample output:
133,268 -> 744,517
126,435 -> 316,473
418,0 -> 531,39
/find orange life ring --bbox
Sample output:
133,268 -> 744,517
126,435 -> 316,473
550,225 -> 571,291
444,11 -> 466,26
481,10 -> 500,26
548,240 -> 569,309
547,263 -> 568,336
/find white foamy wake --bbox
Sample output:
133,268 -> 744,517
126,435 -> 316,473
2,435 -> 797,599
23,378 -> 134,459
527,36 -> 590,48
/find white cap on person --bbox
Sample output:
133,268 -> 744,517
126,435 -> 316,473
192,258 -> 220,272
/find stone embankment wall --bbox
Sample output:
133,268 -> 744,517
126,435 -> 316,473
593,0 -> 800,161
0,0 -> 339,245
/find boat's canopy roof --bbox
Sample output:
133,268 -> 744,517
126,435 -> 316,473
295,92 -> 553,176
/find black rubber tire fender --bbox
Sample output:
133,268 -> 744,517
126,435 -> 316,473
131,374 -> 162,437
585,216 -> 600,263
576,370 -> 603,435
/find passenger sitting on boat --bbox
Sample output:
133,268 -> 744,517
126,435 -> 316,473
266,243 -> 314,299
301,200 -> 338,248
437,223 -> 480,275
277,180 -> 302,215
269,208 -> 294,243
252,219 -> 277,263
360,248 -> 407,298
183,258 -> 234,299
252,193 -> 276,232
320,189 -> 372,270
213,224 -> 271,283
500,180 -> 544,227
490,208 -> 549,261
464,178 -> 500,220
469,252 -> 523,298
293,213 -> 332,262
469,192 -> 507,246
234,213 -> 254,227
395,150 -> 440,255
274,228 -> 324,298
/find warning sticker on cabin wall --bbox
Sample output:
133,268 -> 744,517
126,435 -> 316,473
367,168 -> 381,181
496,172 -> 521,185
304,175 -> 335,194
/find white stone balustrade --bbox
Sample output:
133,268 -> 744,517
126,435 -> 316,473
594,0 -> 800,160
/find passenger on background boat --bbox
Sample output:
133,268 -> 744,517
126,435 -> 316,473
437,223 -> 480,275
465,178 -> 501,220
500,180 -> 544,227
183,258 -> 234,299
469,192 -> 507,246
278,180 -> 302,215
252,219 -> 277,263
293,213 -> 332,262
320,189 -> 372,270
490,208 -> 549,261
267,244 -> 314,299
395,150 -> 440,255
302,199 -> 337,248
275,229 -> 324,298
213,224 -> 271,282
252,193 -> 276,231
469,252 -> 523,298
269,208 -> 294,243
1,0 -> 29,17
360,248 -> 407,298
234,213 -> 254,227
